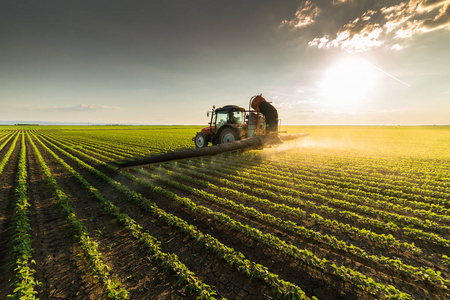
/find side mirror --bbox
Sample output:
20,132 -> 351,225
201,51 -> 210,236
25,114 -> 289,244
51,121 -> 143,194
207,112 -> 210,117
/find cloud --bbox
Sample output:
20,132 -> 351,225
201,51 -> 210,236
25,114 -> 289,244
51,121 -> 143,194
422,1 -> 450,31
332,0 -> 352,5
391,43 -> 404,50
308,21 -> 384,52
307,0 -> 450,51
280,0 -> 321,28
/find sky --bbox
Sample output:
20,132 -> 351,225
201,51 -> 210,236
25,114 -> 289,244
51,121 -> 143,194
1,0 -> 449,125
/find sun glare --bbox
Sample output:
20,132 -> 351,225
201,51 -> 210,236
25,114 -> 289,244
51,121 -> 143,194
318,57 -> 376,108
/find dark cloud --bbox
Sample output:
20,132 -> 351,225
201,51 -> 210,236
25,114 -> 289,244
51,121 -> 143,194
422,1 -> 450,30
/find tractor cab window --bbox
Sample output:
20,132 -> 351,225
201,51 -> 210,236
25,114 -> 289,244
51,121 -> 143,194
215,111 -> 229,129
231,111 -> 245,125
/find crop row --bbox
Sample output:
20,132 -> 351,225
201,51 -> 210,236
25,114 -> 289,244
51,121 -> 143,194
28,133 -> 130,299
42,130 -> 171,158
0,133 -> 19,175
174,160 -> 398,234
168,161 -> 450,251
265,153 -> 449,199
237,148 -> 448,198
35,133 -> 423,299
156,165 -> 424,254
264,168 -> 450,218
34,131 -> 450,298
38,131 -> 450,262
34,133 -> 313,299
30,133 -> 222,299
205,158 -> 450,234
7,133 -> 40,299
0,132 -> 15,153
177,160 -> 450,248
251,159 -> 450,214
270,152 -> 449,193
43,127 -> 193,152
143,165 -> 449,290
0,130 -> 12,140
219,155 -> 450,217
42,129 -> 449,202
131,168 -> 417,299
40,130 -> 450,293
26,131 -> 141,159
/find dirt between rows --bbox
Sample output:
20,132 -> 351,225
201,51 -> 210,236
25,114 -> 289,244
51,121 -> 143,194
141,166 -> 440,300
37,135 -> 377,300
6,132 -> 445,300
175,161 -> 450,265
31,135 -> 197,300
200,157 -> 450,236
95,152 -> 446,299
164,160 -> 448,298
227,160 -> 450,253
0,135 -> 20,298
26,138 -> 103,299
33,135 -> 283,299
175,158 -> 450,262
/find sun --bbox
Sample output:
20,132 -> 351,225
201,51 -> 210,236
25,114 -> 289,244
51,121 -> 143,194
318,56 -> 376,108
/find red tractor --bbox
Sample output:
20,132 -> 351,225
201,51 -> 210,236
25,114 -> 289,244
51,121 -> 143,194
119,95 -> 307,169
193,95 -> 276,148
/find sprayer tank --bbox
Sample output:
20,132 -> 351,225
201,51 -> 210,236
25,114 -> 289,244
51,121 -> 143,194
247,113 -> 265,137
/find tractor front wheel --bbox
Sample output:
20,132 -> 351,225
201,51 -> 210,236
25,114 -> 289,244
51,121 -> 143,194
219,127 -> 239,144
194,132 -> 208,148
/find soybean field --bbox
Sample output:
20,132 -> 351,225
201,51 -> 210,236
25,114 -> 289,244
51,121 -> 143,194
0,125 -> 449,300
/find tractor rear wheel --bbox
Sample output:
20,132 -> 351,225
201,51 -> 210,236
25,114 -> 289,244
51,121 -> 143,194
219,127 -> 240,144
194,132 -> 208,148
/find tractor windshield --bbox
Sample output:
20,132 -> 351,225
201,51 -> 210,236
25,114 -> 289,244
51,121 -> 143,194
215,109 -> 245,130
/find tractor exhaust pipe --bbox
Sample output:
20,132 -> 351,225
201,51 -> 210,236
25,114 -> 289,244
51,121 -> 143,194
118,133 -> 308,169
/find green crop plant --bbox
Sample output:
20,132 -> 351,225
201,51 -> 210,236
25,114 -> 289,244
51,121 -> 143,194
8,133 -> 41,300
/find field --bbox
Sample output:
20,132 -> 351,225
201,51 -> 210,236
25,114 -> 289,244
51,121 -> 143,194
0,125 -> 449,300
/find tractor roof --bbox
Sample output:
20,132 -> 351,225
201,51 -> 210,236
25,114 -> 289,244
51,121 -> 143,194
215,105 -> 245,112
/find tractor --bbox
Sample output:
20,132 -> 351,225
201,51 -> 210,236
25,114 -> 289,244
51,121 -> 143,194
193,95 -> 274,148
119,95 -> 308,169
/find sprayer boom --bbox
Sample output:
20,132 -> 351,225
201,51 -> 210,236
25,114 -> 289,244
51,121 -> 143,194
119,133 -> 308,169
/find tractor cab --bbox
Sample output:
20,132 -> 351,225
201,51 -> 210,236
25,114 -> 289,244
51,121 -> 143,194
214,105 -> 246,130
193,105 -> 246,148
